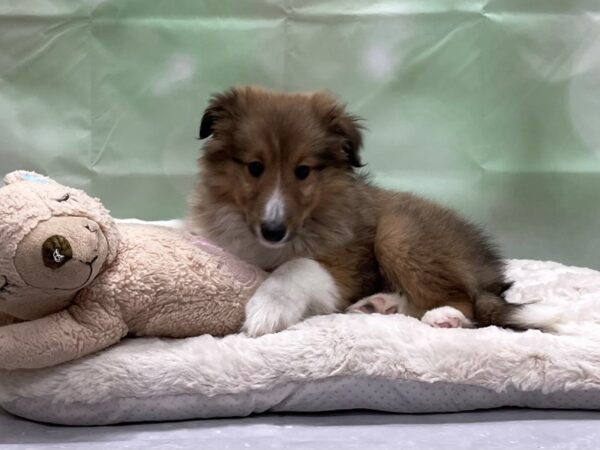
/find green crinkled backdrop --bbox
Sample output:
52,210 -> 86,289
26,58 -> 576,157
1,0 -> 599,268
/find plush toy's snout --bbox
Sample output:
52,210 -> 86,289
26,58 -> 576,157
14,216 -> 109,292
41,221 -> 100,269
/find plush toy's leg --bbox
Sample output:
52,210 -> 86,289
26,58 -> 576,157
0,298 -> 127,370
243,258 -> 340,337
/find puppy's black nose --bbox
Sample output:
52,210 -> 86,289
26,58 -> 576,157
260,222 -> 287,243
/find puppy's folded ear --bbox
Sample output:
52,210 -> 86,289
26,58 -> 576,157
332,110 -> 364,168
311,91 -> 365,168
198,88 -> 242,140
199,110 -> 216,140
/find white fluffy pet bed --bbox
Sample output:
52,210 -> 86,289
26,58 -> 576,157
1,259 -> 600,425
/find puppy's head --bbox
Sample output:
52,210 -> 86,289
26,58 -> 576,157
198,86 -> 364,248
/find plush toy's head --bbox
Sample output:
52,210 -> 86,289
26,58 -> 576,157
0,171 -> 120,320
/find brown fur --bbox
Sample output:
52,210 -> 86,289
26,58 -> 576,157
191,86 -> 518,327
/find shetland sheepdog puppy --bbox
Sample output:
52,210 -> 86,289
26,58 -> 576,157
190,86 -> 547,336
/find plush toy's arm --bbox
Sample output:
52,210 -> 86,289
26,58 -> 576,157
0,296 -> 128,370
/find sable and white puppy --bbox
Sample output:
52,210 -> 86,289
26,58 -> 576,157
190,86 -> 545,336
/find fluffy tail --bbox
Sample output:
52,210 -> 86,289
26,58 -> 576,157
474,293 -> 565,332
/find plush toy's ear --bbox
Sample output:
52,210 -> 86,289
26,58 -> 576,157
311,91 -> 365,168
3,171 -> 52,186
198,88 -> 243,140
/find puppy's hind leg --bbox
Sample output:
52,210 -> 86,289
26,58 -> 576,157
347,293 -> 473,328
374,213 -> 477,328
421,306 -> 474,328
347,293 -> 407,315
346,293 -> 424,318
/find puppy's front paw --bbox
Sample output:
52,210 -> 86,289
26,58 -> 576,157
346,293 -> 407,315
421,306 -> 473,329
242,290 -> 303,337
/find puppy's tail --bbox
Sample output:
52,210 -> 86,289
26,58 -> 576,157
474,292 -> 564,332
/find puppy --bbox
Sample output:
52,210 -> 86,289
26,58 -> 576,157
190,86 -> 539,336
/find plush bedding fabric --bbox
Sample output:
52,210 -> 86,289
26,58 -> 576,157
1,258 -> 599,425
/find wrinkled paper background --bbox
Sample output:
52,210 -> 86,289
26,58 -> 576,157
1,0 -> 599,268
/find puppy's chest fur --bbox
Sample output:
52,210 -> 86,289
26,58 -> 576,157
192,184 -> 383,302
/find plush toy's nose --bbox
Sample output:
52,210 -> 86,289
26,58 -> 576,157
42,235 -> 73,269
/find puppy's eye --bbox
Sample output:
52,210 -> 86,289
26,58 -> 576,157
248,161 -> 264,178
56,193 -> 70,202
295,165 -> 311,180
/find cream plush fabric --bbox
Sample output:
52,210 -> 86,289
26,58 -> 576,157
0,172 -> 265,369
1,259 -> 599,425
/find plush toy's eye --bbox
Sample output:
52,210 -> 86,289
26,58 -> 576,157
56,193 -> 70,202
42,235 -> 73,269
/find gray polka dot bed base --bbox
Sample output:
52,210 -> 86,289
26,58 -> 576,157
3,377 -> 600,426
1,259 -> 600,425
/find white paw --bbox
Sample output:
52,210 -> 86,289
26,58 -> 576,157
347,293 -> 408,315
242,288 -> 304,337
421,306 -> 473,329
